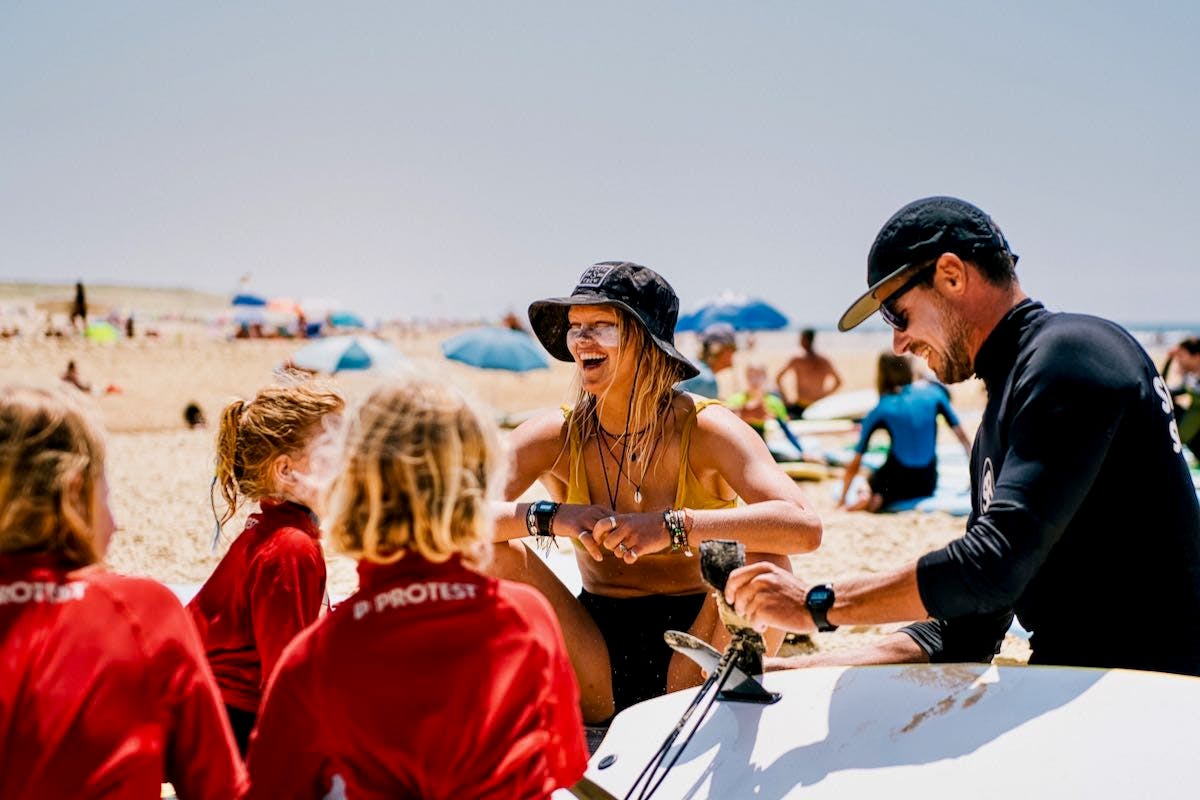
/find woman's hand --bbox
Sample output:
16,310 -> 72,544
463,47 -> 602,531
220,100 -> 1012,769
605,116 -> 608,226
592,512 -> 671,564
551,503 -> 612,561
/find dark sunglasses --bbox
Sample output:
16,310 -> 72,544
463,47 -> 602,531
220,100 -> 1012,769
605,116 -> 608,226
878,265 -> 936,332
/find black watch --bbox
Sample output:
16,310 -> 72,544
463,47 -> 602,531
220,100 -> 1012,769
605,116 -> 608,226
805,584 -> 838,632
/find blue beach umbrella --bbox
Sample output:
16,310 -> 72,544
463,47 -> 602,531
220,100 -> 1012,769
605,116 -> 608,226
231,293 -> 267,307
291,335 -> 405,374
441,327 -> 548,372
676,292 -> 789,332
328,311 -> 366,329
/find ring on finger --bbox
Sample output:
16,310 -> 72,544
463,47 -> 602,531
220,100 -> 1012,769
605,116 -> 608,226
628,547 -> 638,559
579,530 -> 593,539
606,515 -> 617,530
615,543 -> 627,554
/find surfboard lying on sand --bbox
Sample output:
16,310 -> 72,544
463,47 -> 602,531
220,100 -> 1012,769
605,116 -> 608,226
775,461 -> 834,481
562,663 -> 1200,799
800,389 -> 879,421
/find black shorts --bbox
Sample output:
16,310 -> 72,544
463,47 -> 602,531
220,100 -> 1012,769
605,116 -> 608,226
785,402 -> 808,418
578,589 -> 707,713
868,456 -> 937,506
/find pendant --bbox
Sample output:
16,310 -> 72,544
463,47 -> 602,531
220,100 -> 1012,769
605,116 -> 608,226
634,488 -> 642,504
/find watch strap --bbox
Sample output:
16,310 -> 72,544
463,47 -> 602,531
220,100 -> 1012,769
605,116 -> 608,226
805,583 -> 839,633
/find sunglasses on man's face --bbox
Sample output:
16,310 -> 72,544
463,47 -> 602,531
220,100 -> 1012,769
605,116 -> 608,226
879,265 -> 936,332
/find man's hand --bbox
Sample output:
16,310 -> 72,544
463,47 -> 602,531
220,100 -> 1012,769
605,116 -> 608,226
724,561 -> 814,633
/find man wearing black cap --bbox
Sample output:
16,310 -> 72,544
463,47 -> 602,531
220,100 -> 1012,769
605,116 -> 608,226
725,196 -> 1200,675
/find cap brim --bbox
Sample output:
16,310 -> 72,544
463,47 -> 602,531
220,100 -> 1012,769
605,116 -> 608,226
528,294 -> 700,380
836,262 -> 924,332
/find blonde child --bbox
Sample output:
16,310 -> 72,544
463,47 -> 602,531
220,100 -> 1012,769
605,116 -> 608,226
0,386 -> 244,798
187,383 -> 344,755
247,377 -> 588,799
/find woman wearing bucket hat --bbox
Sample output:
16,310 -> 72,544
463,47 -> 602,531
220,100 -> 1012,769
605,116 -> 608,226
491,262 -> 822,723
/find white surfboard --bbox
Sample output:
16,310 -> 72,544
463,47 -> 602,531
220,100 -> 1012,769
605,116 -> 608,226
800,389 -> 879,421
566,663 -> 1200,799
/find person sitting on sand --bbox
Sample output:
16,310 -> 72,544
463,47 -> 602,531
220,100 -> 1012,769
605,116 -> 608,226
724,364 -> 810,461
246,377 -> 587,799
490,262 -> 822,723
676,323 -> 737,399
60,360 -> 91,393
0,387 -> 245,798
187,383 -> 344,755
837,354 -> 971,512
775,328 -> 843,417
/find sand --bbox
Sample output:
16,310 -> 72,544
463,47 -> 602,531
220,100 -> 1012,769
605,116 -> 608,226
1,287 -> 1032,663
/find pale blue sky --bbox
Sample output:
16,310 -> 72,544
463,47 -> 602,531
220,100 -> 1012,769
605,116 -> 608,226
2,2 -> 1197,325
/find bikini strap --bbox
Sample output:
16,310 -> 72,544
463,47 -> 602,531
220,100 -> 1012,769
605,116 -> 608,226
562,406 -> 587,502
674,399 -> 723,507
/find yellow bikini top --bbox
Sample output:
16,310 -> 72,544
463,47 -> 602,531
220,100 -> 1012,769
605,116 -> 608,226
564,399 -> 734,511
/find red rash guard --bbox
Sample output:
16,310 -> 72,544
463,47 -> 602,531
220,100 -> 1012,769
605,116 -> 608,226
246,555 -> 588,800
188,500 -> 326,713
0,552 -> 246,799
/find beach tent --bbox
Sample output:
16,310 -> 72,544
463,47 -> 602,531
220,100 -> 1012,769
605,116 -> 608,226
291,335 -> 405,374
441,327 -> 548,372
677,291 -> 788,332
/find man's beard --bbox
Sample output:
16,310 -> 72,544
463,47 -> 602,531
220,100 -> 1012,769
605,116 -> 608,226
919,300 -> 974,384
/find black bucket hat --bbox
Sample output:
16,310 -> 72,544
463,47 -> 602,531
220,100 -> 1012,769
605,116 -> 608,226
528,262 -> 699,380
838,196 -> 1018,331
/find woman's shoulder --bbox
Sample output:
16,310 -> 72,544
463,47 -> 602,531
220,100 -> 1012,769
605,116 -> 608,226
492,578 -> 566,648
74,566 -> 183,610
510,407 -> 571,446
684,393 -> 741,430
68,569 -> 201,657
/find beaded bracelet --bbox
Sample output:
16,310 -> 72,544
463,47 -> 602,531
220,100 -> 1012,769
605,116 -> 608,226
663,508 -> 693,557
524,503 -> 540,537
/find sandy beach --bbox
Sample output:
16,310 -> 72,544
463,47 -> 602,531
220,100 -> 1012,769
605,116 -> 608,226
1,285 -> 1031,662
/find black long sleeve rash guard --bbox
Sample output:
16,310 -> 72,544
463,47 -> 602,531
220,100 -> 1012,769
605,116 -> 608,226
902,300 -> 1200,676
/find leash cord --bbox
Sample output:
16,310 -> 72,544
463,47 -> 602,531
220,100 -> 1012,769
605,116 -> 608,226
624,649 -> 736,800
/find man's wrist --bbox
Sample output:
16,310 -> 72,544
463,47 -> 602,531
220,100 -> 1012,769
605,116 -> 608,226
805,583 -> 838,632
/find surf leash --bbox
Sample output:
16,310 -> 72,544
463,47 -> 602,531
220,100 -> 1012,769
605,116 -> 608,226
623,646 -> 737,800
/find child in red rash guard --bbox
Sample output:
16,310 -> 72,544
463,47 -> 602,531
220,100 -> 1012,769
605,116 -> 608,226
246,377 -> 588,800
188,383 -> 344,755
0,386 -> 245,799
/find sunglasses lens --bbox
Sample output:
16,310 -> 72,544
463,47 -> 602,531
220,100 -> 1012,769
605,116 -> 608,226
879,302 -> 905,332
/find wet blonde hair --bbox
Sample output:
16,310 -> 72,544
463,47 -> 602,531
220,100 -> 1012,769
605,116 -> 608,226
569,309 -> 684,476
0,386 -> 107,565
325,377 -> 498,567
214,383 -> 345,525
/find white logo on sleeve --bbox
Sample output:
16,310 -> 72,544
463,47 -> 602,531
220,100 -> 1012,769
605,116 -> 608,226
980,458 -> 995,514
1153,376 -> 1184,454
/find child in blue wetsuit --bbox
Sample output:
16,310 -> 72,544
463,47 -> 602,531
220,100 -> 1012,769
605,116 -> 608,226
839,354 -> 971,511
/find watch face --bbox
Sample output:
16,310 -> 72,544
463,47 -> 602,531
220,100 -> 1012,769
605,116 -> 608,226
808,587 -> 834,608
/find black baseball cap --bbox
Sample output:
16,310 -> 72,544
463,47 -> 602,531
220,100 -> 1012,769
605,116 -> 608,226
528,262 -> 699,380
838,196 -> 1018,331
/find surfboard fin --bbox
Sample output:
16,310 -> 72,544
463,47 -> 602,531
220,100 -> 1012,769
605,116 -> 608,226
664,630 -> 780,705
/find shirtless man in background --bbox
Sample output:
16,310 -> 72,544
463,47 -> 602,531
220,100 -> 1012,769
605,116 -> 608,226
775,328 -> 842,417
